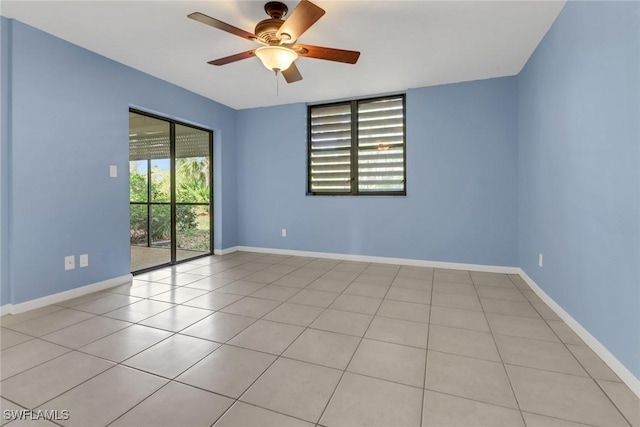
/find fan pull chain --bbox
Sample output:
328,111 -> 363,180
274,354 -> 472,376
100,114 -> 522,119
275,69 -> 280,96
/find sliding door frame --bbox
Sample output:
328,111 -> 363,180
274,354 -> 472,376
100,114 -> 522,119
129,108 -> 214,274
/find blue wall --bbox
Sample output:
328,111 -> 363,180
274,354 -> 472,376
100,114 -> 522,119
1,17 -> 11,306
518,1 -> 639,378
236,77 -> 518,266
3,20 -> 238,304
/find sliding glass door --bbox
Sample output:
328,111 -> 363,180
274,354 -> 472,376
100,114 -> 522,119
175,124 -> 212,262
129,110 -> 213,273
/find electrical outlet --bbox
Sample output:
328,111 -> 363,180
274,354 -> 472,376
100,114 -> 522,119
109,165 -> 117,178
538,253 -> 543,268
281,228 -> 287,237
80,254 -> 89,268
65,255 -> 75,271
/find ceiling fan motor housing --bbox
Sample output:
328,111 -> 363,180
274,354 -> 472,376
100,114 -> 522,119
256,2 -> 289,43
255,19 -> 284,43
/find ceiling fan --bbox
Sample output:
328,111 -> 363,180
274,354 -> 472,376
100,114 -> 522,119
188,0 -> 360,83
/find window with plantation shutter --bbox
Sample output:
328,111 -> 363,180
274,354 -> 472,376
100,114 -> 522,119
307,95 -> 406,196
308,103 -> 353,193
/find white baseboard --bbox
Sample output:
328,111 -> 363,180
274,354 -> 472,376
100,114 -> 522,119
518,269 -> 640,399
3,274 -> 133,315
233,245 -> 520,274
214,247 -> 240,256
0,304 -> 12,316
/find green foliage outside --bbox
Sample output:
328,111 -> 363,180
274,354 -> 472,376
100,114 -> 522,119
130,158 -> 211,251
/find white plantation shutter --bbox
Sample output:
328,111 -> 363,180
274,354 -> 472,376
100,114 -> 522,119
308,95 -> 405,195
309,103 -> 352,193
357,97 -> 405,192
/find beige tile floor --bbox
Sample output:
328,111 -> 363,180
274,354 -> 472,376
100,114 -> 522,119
130,246 -> 208,272
1,251 -> 638,427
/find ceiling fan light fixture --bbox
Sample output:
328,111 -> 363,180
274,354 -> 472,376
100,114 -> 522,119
255,45 -> 298,71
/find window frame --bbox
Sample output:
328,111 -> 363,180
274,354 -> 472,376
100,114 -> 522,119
306,94 -> 407,196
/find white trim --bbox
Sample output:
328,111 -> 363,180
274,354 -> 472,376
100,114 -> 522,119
234,246 -> 520,274
1,304 -> 12,316
214,246 -> 240,256
6,274 -> 133,315
518,268 -> 640,399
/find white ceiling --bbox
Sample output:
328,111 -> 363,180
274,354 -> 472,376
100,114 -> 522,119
1,0 -> 565,110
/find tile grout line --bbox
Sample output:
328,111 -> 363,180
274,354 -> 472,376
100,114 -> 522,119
313,265 -> 404,426
121,252 -> 314,427
193,253 -> 343,426
419,265 -> 436,427
279,260 -> 376,426
1,310 -> 101,339
11,314 -> 203,413
474,273 -> 528,426
502,274 -> 632,427
4,260 -> 414,391
218,258 -> 359,426
518,274 -> 634,427
1,311 -> 187,380
111,268 -> 305,424
2,254 -> 635,427
187,256 -> 362,426
152,258 -> 639,426
2,274 -> 574,423
519,409 -> 602,427
0,261 -> 239,417
509,285 -> 609,427
103,379 -> 175,427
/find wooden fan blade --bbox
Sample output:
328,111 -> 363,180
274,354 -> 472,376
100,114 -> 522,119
276,0 -> 325,43
188,12 -> 259,43
294,44 -> 360,64
282,62 -> 303,83
208,50 -> 256,66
